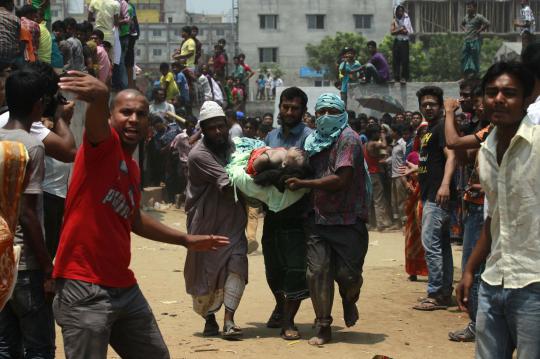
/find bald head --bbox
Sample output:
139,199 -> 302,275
110,89 -> 148,111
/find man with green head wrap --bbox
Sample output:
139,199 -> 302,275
286,93 -> 369,345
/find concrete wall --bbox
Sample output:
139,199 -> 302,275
238,0 -> 394,88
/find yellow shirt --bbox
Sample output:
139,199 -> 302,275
37,22 -> 52,64
180,38 -> 196,67
478,116 -> 540,289
160,72 -> 179,101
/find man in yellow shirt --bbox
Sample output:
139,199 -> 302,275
37,10 -> 52,64
173,26 -> 196,71
159,62 -> 179,102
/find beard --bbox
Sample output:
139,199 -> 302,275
203,136 -> 231,156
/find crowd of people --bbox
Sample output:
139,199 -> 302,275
1,0 -> 540,358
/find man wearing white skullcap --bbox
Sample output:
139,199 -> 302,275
184,101 -> 248,339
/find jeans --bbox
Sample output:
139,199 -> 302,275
0,270 -> 55,359
53,279 -> 169,359
364,63 -> 385,84
305,217 -> 369,327
462,203 -> 485,325
392,39 -> 410,81
476,281 -> 540,359
421,200 -> 453,297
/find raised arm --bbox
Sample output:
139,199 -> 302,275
444,98 -> 481,150
58,71 -> 110,145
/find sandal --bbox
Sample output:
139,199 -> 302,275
203,314 -> 219,337
280,326 -> 300,340
266,310 -> 282,328
222,320 -> 243,339
448,324 -> 476,342
413,297 -> 449,311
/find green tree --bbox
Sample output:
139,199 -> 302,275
305,32 -> 367,80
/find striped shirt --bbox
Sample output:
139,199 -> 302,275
0,8 -> 21,62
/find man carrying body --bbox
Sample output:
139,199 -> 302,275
184,101 -> 248,339
412,86 -> 457,311
53,72 -> 227,358
460,1 -> 489,78
263,87 -> 312,340
456,61 -> 540,358
286,93 -> 369,345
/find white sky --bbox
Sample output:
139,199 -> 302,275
186,0 -> 232,14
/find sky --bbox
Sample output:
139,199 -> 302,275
186,0 -> 232,14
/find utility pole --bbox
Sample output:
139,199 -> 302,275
232,0 -> 239,55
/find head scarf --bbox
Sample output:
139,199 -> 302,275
304,93 -> 348,156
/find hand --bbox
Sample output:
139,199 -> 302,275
456,271 -> 474,312
285,177 -> 304,191
185,234 -> 229,251
55,100 -> 75,125
444,98 -> 460,114
58,71 -> 109,104
435,184 -> 450,207
44,278 -> 55,296
398,161 -> 418,176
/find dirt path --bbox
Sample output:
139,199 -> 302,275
55,208 -> 475,359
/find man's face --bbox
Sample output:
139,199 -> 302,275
202,117 -> 229,147
262,115 -> 273,127
466,4 -> 476,15
403,130 -> 412,142
367,45 -> 376,55
243,122 -> 257,138
395,113 -> 405,123
53,29 -> 64,40
191,28 -> 198,37
345,51 -> 355,62
110,93 -> 149,149
201,65 -> 208,75
233,58 -> 240,65
411,113 -> 422,128
396,7 -> 404,18
160,68 -> 168,76
483,73 -> 525,128
155,89 -> 166,103
521,0 -> 528,6
404,111 -> 413,122
181,31 -> 189,39
90,34 -> 100,44
279,97 -> 305,128
460,86 -> 474,113
419,95 -> 442,123
473,95 -> 485,121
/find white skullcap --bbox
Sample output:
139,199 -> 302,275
199,101 -> 225,122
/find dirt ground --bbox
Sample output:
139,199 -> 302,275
54,208 -> 475,359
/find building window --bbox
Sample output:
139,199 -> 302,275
354,14 -> 373,29
259,14 -> 278,30
216,28 -> 225,36
153,48 -> 162,56
168,17 -> 173,23
259,47 -> 278,63
136,49 -> 141,56
306,14 -> 325,29
51,10 -> 59,18
314,80 -> 331,87
152,29 -> 162,37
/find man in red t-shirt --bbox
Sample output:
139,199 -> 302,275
53,72 -> 228,359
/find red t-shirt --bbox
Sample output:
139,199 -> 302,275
53,129 -> 141,288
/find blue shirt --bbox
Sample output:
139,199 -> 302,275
265,122 -> 313,149
175,72 -> 190,102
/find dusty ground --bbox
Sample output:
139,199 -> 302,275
55,208 -> 475,359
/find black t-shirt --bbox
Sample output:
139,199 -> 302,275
418,119 -> 456,203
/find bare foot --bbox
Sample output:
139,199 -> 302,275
308,326 -> 332,345
343,301 -> 359,327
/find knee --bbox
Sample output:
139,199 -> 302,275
307,260 -> 330,280
336,267 -> 361,288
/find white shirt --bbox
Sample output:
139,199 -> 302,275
43,156 -> 71,198
520,5 -> 536,34
527,95 -> 540,125
0,112 -> 51,141
478,116 -> 540,289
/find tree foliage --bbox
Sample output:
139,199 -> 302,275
305,32 -> 503,82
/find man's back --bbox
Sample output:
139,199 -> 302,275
89,0 -> 119,44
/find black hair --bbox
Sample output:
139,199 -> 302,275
258,123 -> 273,135
412,111 -> 422,117
391,123 -> 405,137
149,113 -> 164,126
159,62 -> 169,71
460,78 -> 480,91
17,4 -> 37,17
347,110 -> 356,120
64,17 -> 77,31
481,61 -> 535,99
263,112 -> 273,118
244,117 -> 259,129
416,85 -> 444,107
367,40 -> 377,48
52,20 -> 66,32
522,42 -> 540,80
348,116 -> 362,132
225,108 -> 237,121
238,53 -> 245,59
23,61 -> 59,97
92,29 -> 105,41
218,38 -> 226,45
472,85 -> 483,98
365,123 -> 381,140
81,20 -> 93,33
279,87 -> 308,109
0,0 -> 15,10
182,26 -> 191,34
5,68 -> 47,118
466,0 -> 477,7
395,5 -> 405,15
191,25 -> 199,31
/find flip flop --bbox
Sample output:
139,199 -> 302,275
413,298 -> 448,311
280,326 -> 300,341
222,320 -> 243,339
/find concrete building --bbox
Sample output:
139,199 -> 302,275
238,0 -> 395,87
